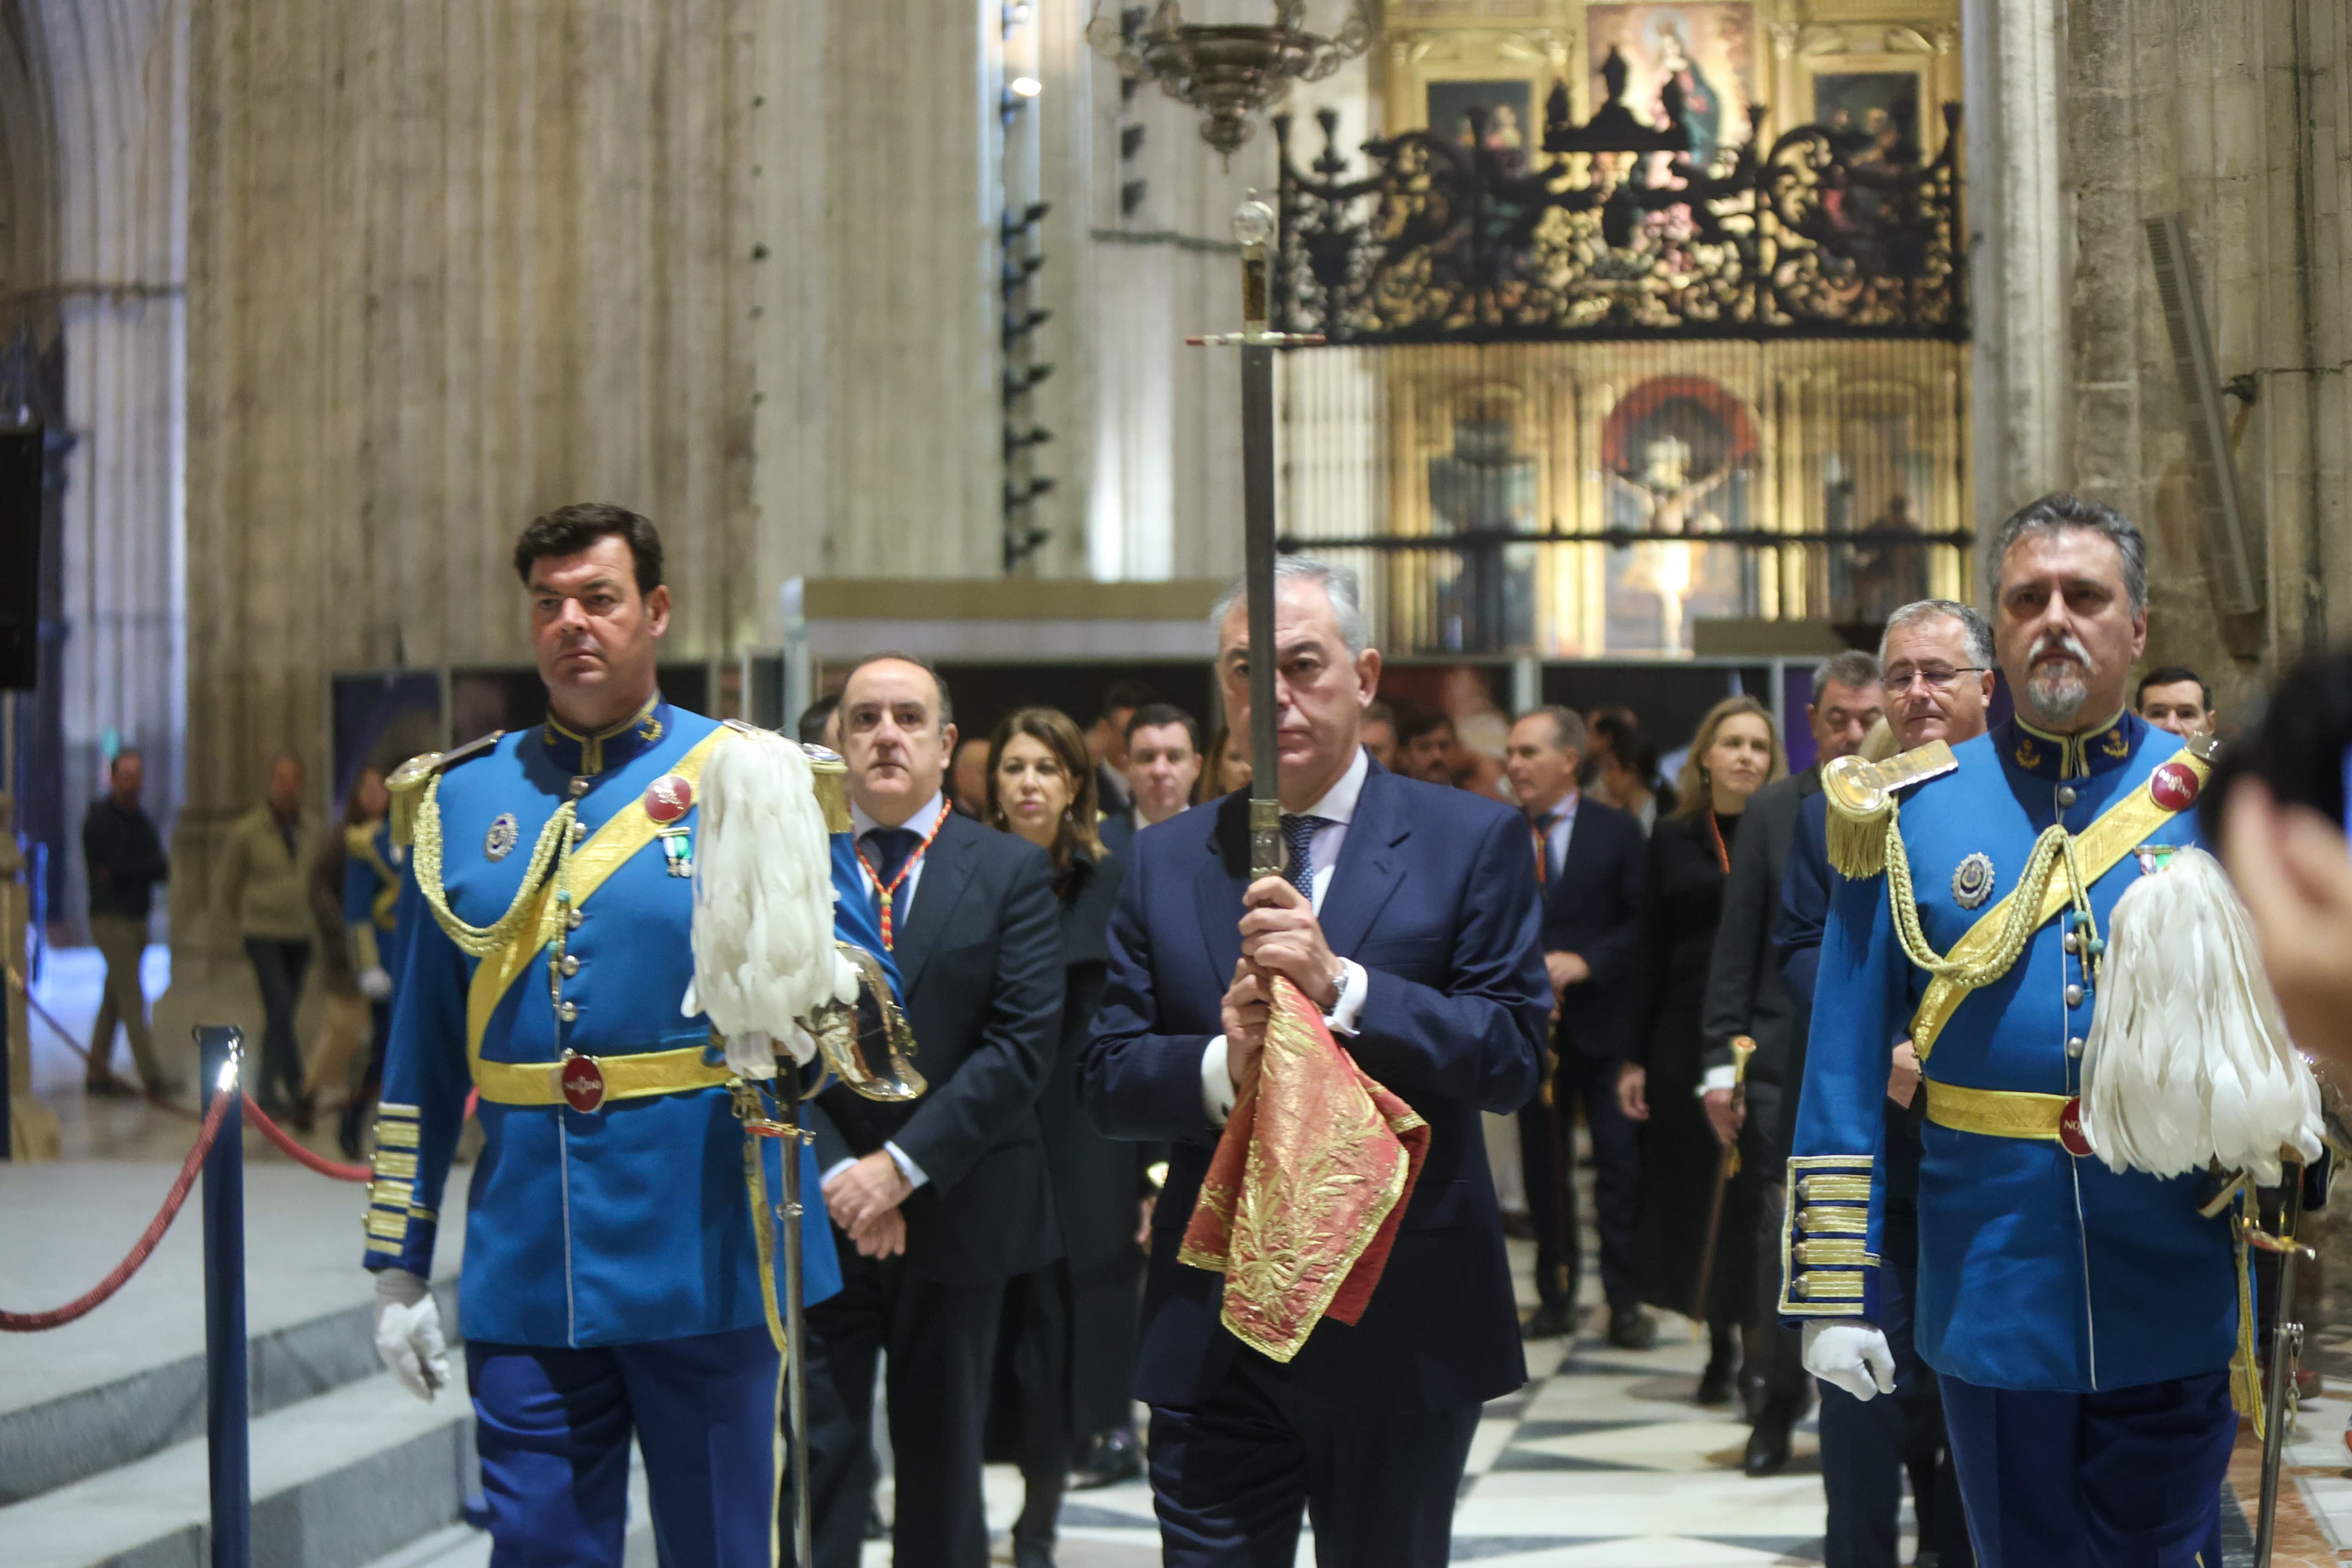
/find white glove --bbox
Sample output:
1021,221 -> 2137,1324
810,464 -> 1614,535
373,1268 -> 450,1403
1802,1319 -> 1897,1402
359,966 -> 393,1001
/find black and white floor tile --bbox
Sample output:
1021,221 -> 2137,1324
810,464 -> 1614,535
969,1289 -> 1850,1568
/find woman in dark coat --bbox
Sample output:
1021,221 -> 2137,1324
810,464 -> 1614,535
981,707 -> 1148,1568
1618,696 -> 1782,1403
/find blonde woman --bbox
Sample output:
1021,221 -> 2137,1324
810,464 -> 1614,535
1615,696 -> 1783,1404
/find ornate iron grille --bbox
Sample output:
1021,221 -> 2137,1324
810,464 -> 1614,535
1272,49 -> 1966,345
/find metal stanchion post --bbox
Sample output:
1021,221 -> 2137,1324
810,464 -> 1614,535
198,1025 -> 249,1568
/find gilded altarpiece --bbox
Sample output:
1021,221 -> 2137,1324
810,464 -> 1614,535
1276,0 -> 1967,656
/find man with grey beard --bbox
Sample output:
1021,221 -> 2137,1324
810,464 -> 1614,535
1786,495 -> 2236,1567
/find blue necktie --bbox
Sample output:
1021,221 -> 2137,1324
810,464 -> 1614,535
1282,814 -> 1329,904
865,827 -> 920,893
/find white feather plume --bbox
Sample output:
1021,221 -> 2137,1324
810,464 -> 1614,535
2077,846 -> 2323,1186
681,728 -> 857,1077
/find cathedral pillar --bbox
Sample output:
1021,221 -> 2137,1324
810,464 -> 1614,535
178,0 -> 764,959
1962,0 -> 2069,535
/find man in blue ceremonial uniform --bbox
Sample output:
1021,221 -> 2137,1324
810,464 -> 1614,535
1788,495 -> 2239,1566
365,503 -> 895,1567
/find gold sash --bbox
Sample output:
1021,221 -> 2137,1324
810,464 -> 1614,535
464,726 -> 735,1078
1909,750 -> 2209,1057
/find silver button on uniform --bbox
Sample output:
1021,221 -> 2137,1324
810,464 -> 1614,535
2064,932 -> 2081,953
556,1000 -> 579,1023
561,955 -> 581,977
2056,785 -> 2078,808
567,910 -> 584,930
2064,984 -> 2084,1007
2068,1036 -> 2086,1058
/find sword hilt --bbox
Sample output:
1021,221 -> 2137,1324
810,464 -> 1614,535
1185,192 -> 1325,350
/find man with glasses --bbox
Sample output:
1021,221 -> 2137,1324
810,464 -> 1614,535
1879,603 -> 1997,747
1776,600 -> 1993,1565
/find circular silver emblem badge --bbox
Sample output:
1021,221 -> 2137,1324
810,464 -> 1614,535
484,812 -> 520,861
1951,851 -> 1995,909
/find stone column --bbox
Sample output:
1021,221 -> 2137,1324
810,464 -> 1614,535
3,0 -> 188,943
1962,0 -> 2071,537
752,0 -> 999,589
179,0 -> 765,958
2057,0 -> 2350,692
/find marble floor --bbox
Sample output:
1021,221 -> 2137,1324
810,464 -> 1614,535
23,949 -> 2352,1567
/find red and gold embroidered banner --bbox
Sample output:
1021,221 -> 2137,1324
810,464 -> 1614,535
1179,976 -> 1431,1362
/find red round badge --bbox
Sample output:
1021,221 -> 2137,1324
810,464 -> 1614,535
2058,1097 -> 2093,1158
2148,761 -> 2200,813
560,1056 -> 606,1114
644,775 -> 693,825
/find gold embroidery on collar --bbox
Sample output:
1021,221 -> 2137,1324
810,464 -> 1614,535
544,694 -> 662,776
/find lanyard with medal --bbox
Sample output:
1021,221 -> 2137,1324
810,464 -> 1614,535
856,809 -> 950,949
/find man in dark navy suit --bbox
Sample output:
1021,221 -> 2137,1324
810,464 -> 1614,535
1098,702 -> 1204,860
1081,557 -> 1548,1568
1502,705 -> 1651,1347
799,653 -> 1066,1568
1776,602 -> 1989,1568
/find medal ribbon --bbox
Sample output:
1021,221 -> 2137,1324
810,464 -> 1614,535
856,807 -> 950,950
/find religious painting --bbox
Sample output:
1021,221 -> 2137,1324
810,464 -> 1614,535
1427,387 -> 1540,652
1425,79 -> 1534,175
1811,72 -> 1923,168
1599,376 -> 1759,653
1585,4 -> 1757,171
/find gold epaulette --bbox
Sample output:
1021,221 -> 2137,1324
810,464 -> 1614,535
720,720 -> 853,833
1822,739 -> 1959,879
386,731 -> 504,849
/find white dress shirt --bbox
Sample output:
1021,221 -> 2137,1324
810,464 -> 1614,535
832,789 -> 953,1191
1199,746 -> 1374,1125
849,790 -> 950,914
1532,786 -> 1579,886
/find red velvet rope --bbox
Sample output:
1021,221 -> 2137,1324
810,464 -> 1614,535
0,1089 -> 236,1332
239,1096 -> 372,1183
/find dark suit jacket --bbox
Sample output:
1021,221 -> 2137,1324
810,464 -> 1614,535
1080,761 -> 1549,1415
810,809 -> 1065,1285
1096,809 -> 1137,862
1538,795 -> 1646,1062
1035,850 -> 1151,1269
1700,766 -> 1821,1096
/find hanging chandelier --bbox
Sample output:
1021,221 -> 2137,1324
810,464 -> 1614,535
1087,0 -> 1373,158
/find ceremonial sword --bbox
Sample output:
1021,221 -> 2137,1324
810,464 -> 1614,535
2251,1159 -> 2312,1568
1189,193 -> 1322,882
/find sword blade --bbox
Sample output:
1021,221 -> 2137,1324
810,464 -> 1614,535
1241,341 -> 1283,883
2254,1167 -> 2309,1568
781,1094 -> 814,1568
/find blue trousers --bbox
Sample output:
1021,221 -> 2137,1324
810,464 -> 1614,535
1940,1369 -> 2236,1568
467,1325 -> 780,1568
1148,1352 -> 1481,1568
